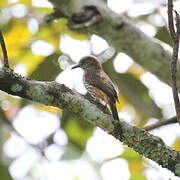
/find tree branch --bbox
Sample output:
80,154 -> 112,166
0,68 -> 180,176
0,30 -> 9,68
144,116 -> 177,131
167,1 -> 180,125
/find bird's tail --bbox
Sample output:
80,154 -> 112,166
109,101 -> 119,121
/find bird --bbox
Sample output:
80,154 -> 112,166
71,55 -> 119,121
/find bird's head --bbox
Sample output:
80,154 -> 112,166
71,55 -> 102,71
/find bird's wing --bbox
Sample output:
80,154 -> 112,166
88,71 -> 118,103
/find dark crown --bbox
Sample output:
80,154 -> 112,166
78,55 -> 102,70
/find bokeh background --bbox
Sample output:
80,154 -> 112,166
0,0 -> 180,179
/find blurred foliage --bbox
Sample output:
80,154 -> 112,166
117,73 -> 161,124
3,22 -> 32,62
172,138 -> 180,151
0,0 -> 178,180
61,142 -> 83,160
120,148 -> 147,180
155,26 -> 172,46
19,0 -> 32,5
30,53 -> 61,80
103,59 -> 162,126
18,50 -> 44,74
35,104 -> 61,114
0,163 -> 13,180
61,111 -> 94,150
0,0 -> 6,7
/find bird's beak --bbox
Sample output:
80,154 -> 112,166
71,64 -> 80,69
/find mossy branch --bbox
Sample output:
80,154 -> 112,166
0,67 -> 180,176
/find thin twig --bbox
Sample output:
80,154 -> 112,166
0,30 -> 9,68
167,0 -> 180,125
174,10 -> 180,38
168,1 -> 176,39
144,117 -> 177,131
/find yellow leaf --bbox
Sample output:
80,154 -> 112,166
3,22 -> 32,61
128,63 -> 146,78
129,160 -> 143,174
36,26 -> 59,49
172,138 -> 180,151
0,0 -> 7,7
34,104 -> 61,114
120,148 -> 146,179
19,51 -> 44,74
34,7 -> 53,13
18,0 -> 32,6
53,18 -> 68,33
116,94 -> 127,112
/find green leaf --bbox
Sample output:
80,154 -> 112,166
0,163 -> 13,180
30,53 -> 61,81
61,111 -> 94,150
120,148 -> 141,160
156,26 -> 172,46
130,174 -> 147,180
34,7 -> 53,13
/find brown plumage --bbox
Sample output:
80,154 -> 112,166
72,55 -> 119,121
